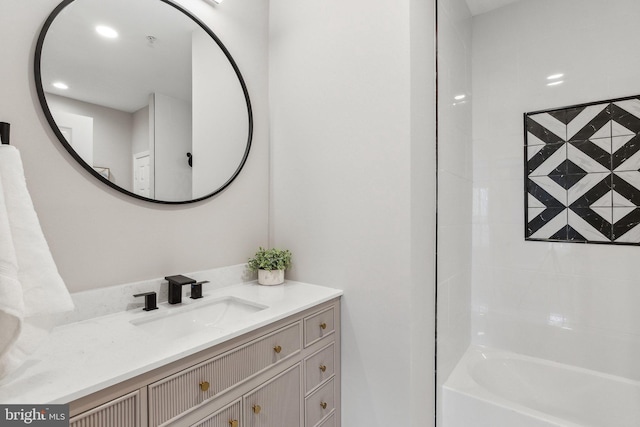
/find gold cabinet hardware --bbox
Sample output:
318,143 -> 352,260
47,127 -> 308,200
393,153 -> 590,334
252,404 -> 261,414
273,345 -> 282,354
319,364 -> 327,372
229,420 -> 238,427
199,381 -> 210,392
320,402 -> 328,409
320,322 -> 327,330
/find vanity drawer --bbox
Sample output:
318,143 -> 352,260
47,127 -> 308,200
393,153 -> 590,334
305,377 -> 335,427
304,306 -> 335,347
190,399 -> 241,427
304,343 -> 335,394
70,390 -> 141,427
149,322 -> 301,426
317,412 -> 336,427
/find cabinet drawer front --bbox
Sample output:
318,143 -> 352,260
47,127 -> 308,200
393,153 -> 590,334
149,322 -> 301,426
316,412 -> 336,427
304,343 -> 335,394
243,364 -> 301,427
70,390 -> 140,427
191,399 -> 241,427
305,377 -> 335,427
304,307 -> 335,347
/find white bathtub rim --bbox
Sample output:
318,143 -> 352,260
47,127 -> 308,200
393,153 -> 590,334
443,345 -> 640,427
465,345 -> 640,387
443,346 -> 575,427
443,381 -> 582,427
443,383 -> 581,427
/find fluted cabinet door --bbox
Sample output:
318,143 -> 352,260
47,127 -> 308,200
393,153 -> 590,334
70,390 -> 141,427
191,400 -> 241,427
243,364 -> 301,427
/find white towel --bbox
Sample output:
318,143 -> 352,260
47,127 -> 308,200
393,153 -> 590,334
0,145 -> 73,379
0,173 -> 23,377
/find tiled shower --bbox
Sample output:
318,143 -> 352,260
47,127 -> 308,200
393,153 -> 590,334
437,0 -> 640,424
526,96 -> 640,244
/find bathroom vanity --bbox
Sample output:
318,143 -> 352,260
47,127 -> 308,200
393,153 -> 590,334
0,278 -> 341,427
71,299 -> 339,427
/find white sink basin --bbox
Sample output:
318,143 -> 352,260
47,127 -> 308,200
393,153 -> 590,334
130,296 -> 268,338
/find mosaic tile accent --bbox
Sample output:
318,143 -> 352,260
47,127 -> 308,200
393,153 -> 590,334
525,95 -> 640,245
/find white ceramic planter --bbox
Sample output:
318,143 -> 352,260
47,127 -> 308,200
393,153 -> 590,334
257,269 -> 285,286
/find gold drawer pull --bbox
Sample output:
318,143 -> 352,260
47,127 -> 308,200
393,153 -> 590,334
199,381 -> 210,392
273,345 -> 282,354
320,322 -> 327,330
320,402 -> 328,409
229,421 -> 238,427
319,364 -> 327,372
253,404 -> 262,414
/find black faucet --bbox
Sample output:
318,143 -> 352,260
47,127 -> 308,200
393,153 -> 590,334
165,275 -> 196,304
133,291 -> 158,311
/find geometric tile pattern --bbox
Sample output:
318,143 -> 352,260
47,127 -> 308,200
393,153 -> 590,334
525,95 -> 640,244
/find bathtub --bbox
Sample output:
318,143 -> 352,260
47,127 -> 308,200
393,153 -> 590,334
443,346 -> 640,427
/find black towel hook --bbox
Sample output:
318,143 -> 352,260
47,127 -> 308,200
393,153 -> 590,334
186,152 -> 192,167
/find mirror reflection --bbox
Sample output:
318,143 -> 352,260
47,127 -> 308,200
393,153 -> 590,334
37,0 -> 252,203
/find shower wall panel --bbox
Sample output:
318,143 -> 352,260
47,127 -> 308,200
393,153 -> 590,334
471,0 -> 640,381
436,0 -> 473,421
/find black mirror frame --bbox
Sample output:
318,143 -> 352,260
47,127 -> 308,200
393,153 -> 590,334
34,0 -> 253,204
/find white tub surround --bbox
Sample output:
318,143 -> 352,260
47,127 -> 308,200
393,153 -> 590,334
472,0 -> 640,383
0,278 -> 342,405
444,345 -> 640,427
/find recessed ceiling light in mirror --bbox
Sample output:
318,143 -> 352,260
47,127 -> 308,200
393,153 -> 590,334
547,80 -> 563,86
95,25 -> 118,39
547,73 -> 564,80
52,82 -> 69,90
454,94 -> 466,100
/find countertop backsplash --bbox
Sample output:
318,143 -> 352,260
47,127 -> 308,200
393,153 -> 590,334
51,264 -> 256,326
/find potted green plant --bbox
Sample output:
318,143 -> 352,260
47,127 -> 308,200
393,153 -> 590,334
247,247 -> 292,286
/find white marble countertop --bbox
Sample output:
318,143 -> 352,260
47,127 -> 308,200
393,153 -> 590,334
0,280 -> 342,404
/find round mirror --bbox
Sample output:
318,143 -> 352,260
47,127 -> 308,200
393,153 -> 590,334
35,0 -> 252,204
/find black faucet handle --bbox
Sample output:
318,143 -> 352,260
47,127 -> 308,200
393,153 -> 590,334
133,291 -> 158,311
190,281 -> 210,300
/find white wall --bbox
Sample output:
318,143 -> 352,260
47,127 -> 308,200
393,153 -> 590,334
46,93 -> 133,188
269,0 -> 436,425
1,2 -> 437,424
472,0 -> 640,380
409,0 -> 437,425
132,105 -> 149,155
436,0 -> 472,417
192,28 -> 249,199
0,0 -> 270,292
153,92 -> 192,201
